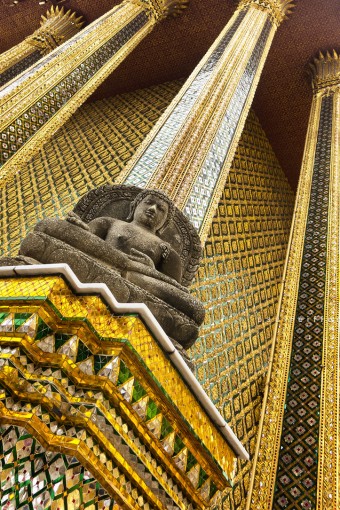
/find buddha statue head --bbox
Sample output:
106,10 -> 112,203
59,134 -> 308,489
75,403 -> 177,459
127,189 -> 174,234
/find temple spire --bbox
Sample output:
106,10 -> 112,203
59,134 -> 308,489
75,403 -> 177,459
247,49 -> 340,509
120,0 -> 294,241
310,49 -> 340,93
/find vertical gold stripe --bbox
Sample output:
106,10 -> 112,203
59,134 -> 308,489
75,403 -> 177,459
317,88 -> 340,509
246,94 -> 322,509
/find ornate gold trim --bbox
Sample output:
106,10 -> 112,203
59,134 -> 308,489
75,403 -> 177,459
0,43 -> 36,75
0,363 -> 191,510
0,367 -> 167,510
310,50 -> 340,94
146,8 -> 264,196
0,403 -> 143,510
0,2 -> 138,124
238,0 -> 294,26
0,278 -> 235,490
317,89 -> 340,509
245,91 -> 322,509
120,2 -> 289,240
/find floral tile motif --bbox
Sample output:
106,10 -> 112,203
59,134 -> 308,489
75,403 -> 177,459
273,95 -> 333,509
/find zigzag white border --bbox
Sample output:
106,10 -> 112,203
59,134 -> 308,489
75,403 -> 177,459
0,263 -> 249,461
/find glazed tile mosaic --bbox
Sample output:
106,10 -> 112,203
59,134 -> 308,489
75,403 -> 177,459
190,110 -> 295,509
0,51 -> 41,88
0,275 -> 236,508
124,9 -> 247,188
0,424 -> 120,510
183,18 -> 272,230
0,6 -> 84,88
272,94 -> 333,510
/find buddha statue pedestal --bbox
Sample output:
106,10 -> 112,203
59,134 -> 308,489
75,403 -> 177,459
0,268 -> 247,509
1,185 -> 205,348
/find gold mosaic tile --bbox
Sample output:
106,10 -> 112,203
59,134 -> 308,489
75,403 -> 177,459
0,275 -> 235,486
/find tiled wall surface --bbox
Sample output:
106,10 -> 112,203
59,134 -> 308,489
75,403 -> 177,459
0,80 -> 183,257
0,82 -> 295,509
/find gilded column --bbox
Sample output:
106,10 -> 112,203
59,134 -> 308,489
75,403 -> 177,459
247,50 -> 340,510
0,0 -> 188,183
0,6 -> 84,88
120,0 -> 294,241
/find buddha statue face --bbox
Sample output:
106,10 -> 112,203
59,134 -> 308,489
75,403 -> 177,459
133,194 -> 169,232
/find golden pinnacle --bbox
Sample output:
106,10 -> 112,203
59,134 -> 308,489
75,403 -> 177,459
310,49 -> 340,92
41,6 -> 84,30
238,0 -> 295,26
144,0 -> 189,20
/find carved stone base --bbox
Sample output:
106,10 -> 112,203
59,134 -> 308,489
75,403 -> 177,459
13,231 -> 201,348
0,255 -> 40,266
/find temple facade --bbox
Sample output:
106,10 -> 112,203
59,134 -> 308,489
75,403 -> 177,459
0,1 -> 339,509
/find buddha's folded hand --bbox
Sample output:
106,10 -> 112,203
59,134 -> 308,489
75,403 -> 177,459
128,248 -> 155,268
65,211 -> 90,231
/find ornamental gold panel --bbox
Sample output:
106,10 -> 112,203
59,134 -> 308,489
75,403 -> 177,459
190,109 -> 295,509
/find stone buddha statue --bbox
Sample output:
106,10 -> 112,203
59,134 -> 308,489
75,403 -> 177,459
66,189 -> 183,286
9,185 -> 205,348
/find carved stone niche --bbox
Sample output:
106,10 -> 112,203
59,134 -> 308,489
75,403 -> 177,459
5,185 -> 205,349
